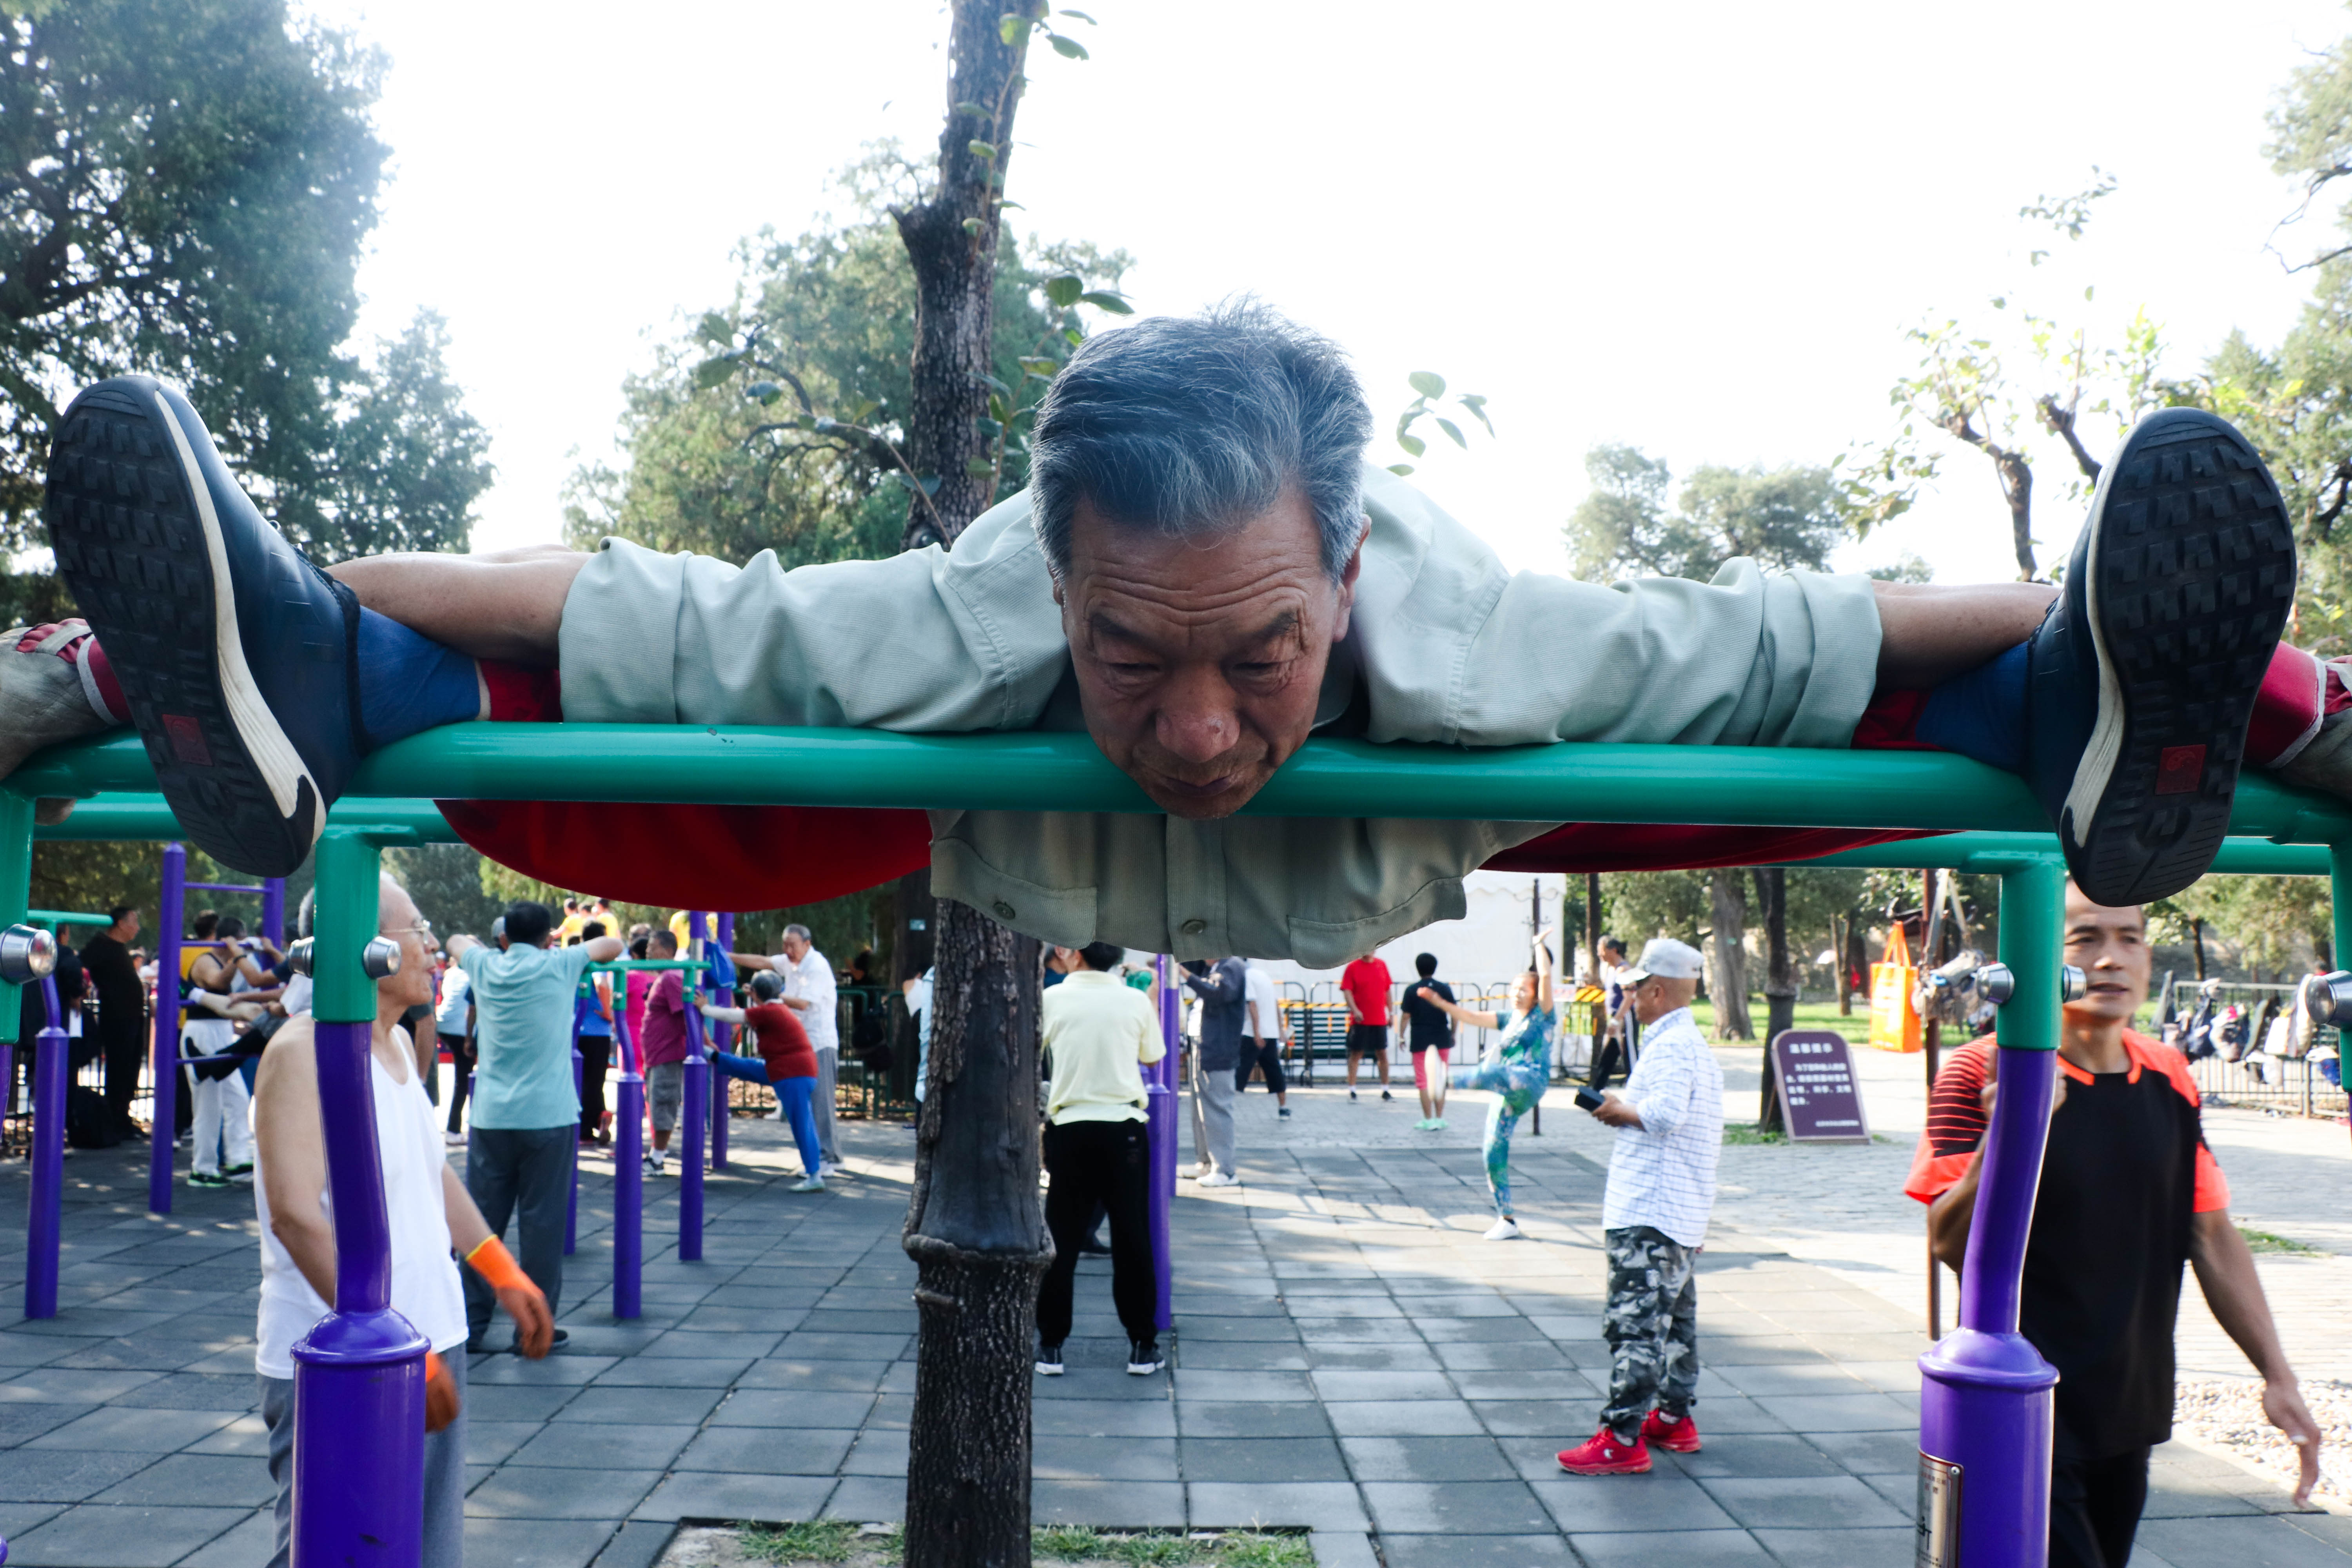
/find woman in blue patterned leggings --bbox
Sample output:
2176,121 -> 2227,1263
1414,929 -> 1556,1240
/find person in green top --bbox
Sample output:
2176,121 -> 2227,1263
1414,929 -> 1556,1241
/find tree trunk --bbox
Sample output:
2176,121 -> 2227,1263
1707,869 -> 1753,1041
2000,448 -> 2036,581
902,900 -> 1048,1568
893,0 -> 1038,552
1832,915 -> 1851,1016
891,868 -> 936,1101
889,6 -> 1046,1562
2191,917 -> 2208,982
1753,868 -> 1794,1130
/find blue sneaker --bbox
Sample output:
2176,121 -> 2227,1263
2027,407 -> 2295,906
44,377 -> 363,876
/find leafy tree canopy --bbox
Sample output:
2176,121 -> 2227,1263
0,0 -> 491,559
1565,444 -> 1850,583
564,146 -> 1131,566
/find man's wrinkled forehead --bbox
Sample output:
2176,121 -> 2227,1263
2063,882 -> 2147,933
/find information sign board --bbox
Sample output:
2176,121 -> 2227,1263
1769,1029 -> 1871,1144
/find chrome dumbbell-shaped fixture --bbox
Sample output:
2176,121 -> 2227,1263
283,936 -> 403,980
0,923 -> 56,985
1967,962 -> 2087,1008
2300,970 -> 2352,1029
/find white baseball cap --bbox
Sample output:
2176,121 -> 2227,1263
1623,937 -> 1705,982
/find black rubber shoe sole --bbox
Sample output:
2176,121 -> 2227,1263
2066,412 -> 2296,906
44,383 -> 321,877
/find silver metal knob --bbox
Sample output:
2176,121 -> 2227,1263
2301,970 -> 2352,1029
284,937 -> 313,976
1975,962 -> 2016,1006
0,924 -> 56,986
2060,965 -> 2088,1004
360,937 -> 402,980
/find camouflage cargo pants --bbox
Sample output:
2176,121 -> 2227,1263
1600,1224 -> 1700,1443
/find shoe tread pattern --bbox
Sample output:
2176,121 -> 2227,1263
2076,421 -> 2296,905
44,393 -> 310,875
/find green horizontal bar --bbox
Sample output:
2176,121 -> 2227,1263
10,723 -> 2352,843
1793,831 -> 2332,877
586,960 -> 709,973
28,908 -> 112,927
32,794 -> 458,845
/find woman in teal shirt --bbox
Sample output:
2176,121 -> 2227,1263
1414,929 -> 1555,1240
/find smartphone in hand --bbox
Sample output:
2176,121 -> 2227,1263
1574,1086 -> 1606,1112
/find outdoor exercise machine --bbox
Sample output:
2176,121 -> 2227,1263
7,728 -> 2352,1567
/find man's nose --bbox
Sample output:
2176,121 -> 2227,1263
1156,686 -> 1243,766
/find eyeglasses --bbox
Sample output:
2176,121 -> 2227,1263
383,918 -> 434,940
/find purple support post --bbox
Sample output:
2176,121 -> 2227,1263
567,995 -> 584,1258
148,843 -> 185,1216
261,877 -> 286,949
678,1002 -> 707,1262
707,913 -> 734,1171
1149,955 -> 1178,1333
611,986 -> 643,1320
1917,857 -> 2063,1568
24,975 -> 66,1319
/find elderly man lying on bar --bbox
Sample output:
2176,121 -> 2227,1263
5,303 -> 2345,960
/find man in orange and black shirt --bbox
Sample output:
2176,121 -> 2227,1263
1906,882 -> 2321,1568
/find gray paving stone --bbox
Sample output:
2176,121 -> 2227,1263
1532,1471 -> 1739,1532
775,1332 -> 909,1360
1325,1399 -> 1484,1437
1179,1436 -> 1349,1483
466,1465 -> 661,1520
465,1383 -> 583,1423
0,1446 -> 158,1504
630,1471 -> 836,1524
0,1368 -> 162,1404
838,1426 -> 907,1477
1032,1479 -> 1187,1528
25,1406 -> 242,1452
0,1335 -> 78,1369
1169,1369 -> 1314,1402
1031,1397 -> 1177,1437
1173,1340 -> 1311,1371
0,1501 -> 250,1566
1750,1391 -> 1916,1432
1670,1431 -> 1855,1479
1342,1435 -> 1519,1482
590,1356 -> 750,1387
463,1516 -> 632,1566
737,1357 -> 892,1391
1031,1432 -> 1176,1481
1700,1474 -> 1909,1529
1306,1526 -> 1382,1568
1365,1480 -> 1553,1535
469,1353 -> 619,1387
1568,1528 -> 1774,1563
549,1384 -> 728,1425
588,1518 -> 678,1568
1308,1369 -> 1455,1402
0,1402 -> 97,1447
1380,1534 -> 1577,1566
1186,1480 -> 1370,1530
171,1506 -> 278,1568
2138,1515 -> 2352,1564
674,1426 -> 858,1475
509,1422 -> 697,1470
821,1475 -> 906,1523
109,1372 -> 259,1411
635,1329 -> 783,1359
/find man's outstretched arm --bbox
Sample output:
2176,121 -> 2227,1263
2189,1207 -> 2322,1504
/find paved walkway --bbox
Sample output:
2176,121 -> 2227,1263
0,1065 -> 2346,1567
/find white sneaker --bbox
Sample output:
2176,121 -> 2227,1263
1198,1171 -> 1240,1188
443,1132 -> 466,1147
819,1162 -> 848,1178
789,1174 -> 826,1192
0,619 -> 119,796
1484,1216 -> 1523,1241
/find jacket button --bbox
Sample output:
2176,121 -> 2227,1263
993,901 -> 1017,920
1180,918 -> 1207,936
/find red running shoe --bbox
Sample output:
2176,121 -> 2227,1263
1641,1410 -> 1702,1453
1556,1429 -> 1651,1475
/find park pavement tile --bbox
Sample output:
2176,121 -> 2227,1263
109,1372 -> 259,1410
1568,1528 -> 1774,1563
0,1447 -> 158,1503
552,1385 -> 730,1425
877,1361 -> 918,1393
1795,1427 -> 1917,1474
838,1427 -> 907,1477
587,1518 -> 678,1568
1034,1397 -> 1178,1437
674,1426 -> 859,1475
1033,1368 -> 1163,1401
820,1475 -> 906,1524
0,1402 -> 96,1446
1032,1479 -> 1187,1528
1308,1368 -> 1454,1402
0,1334 -> 78,1368
0,1367 -> 162,1403
1033,1433 -> 1177,1481
2141,1515 -> 2352,1565
1324,1399 -> 1484,1437
775,1331 -> 909,1360
1445,1369 -> 1598,1403
1187,1481 -> 1369,1530
1172,1340 -> 1310,1371
466,1420 -> 543,1466
466,1465 -> 662,1519
1365,1480 -> 1553,1535
0,1502 -> 251,1566
44,1341 -> 212,1372
1340,1435 -> 1519,1482
738,1357 -> 891,1391
1301,1344 -> 1412,1370
864,1394 -> 913,1430
1699,1475 -> 1909,1530
795,1308 -> 916,1336
704,1388 -> 874,1428
591,1357 -> 751,1387
2142,1482 -> 2265,1519
1531,1473 -> 1738,1532
702,1284 -> 825,1310
1179,1436 -> 1349,1483
465,1383 -> 583,1423
1750,1392 -> 1915,1432
0,1501 -> 64,1541
509,1422 -> 698,1470
636,1328 -> 783,1359
89,1453 -> 273,1508
172,1506 -> 278,1568
180,1412 -> 270,1457
1748,1526 -> 1919,1566
1169,1368 -> 1313,1402
25,1405 -> 242,1452
468,1352 -> 618,1386
1379,1534 -> 1578,1566
1668,1432 -> 1855,1480
1859,1472 -> 1915,1520
1170,1315 -> 1301,1342
463,1516 -> 633,1567
1713,1360 -> 1877,1397
631,1470 -> 838,1524
1429,1338 -> 1570,1371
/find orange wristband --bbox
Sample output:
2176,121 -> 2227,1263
463,1235 -> 531,1293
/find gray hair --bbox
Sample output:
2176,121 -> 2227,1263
1029,301 -> 1373,583
782,923 -> 813,944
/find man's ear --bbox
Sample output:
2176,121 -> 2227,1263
1328,515 -> 1368,644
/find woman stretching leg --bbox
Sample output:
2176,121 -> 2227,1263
1416,929 -> 1557,1241
702,971 -> 826,1190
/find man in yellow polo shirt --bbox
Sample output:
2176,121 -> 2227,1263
1036,940 -> 1166,1378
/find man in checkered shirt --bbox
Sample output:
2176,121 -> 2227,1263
1558,936 -> 1724,1475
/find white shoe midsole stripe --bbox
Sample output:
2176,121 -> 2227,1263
153,390 -> 315,829
2063,457 -> 2127,846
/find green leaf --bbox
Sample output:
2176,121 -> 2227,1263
988,392 -> 1011,423
1044,274 -> 1085,308
1387,463 -> 1416,477
691,354 -> 737,391
1397,432 -> 1426,458
998,13 -> 1028,44
1396,407 -> 1425,436
1408,370 -> 1446,399
1064,327 -> 1084,347
1436,417 -> 1466,448
955,101 -> 991,118
745,380 -> 781,404
961,217 -> 984,236
1457,393 -> 1495,436
968,140 -> 997,160
1079,290 -> 1132,314
696,313 -> 733,348
919,474 -> 942,497
967,457 -> 998,478
976,371 -> 1011,395
1060,7 -> 1097,20
1017,356 -> 1060,377
1049,32 -> 1089,58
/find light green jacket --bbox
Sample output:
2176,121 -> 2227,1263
558,466 -> 1882,964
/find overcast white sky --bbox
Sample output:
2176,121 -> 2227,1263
301,0 -> 2352,585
